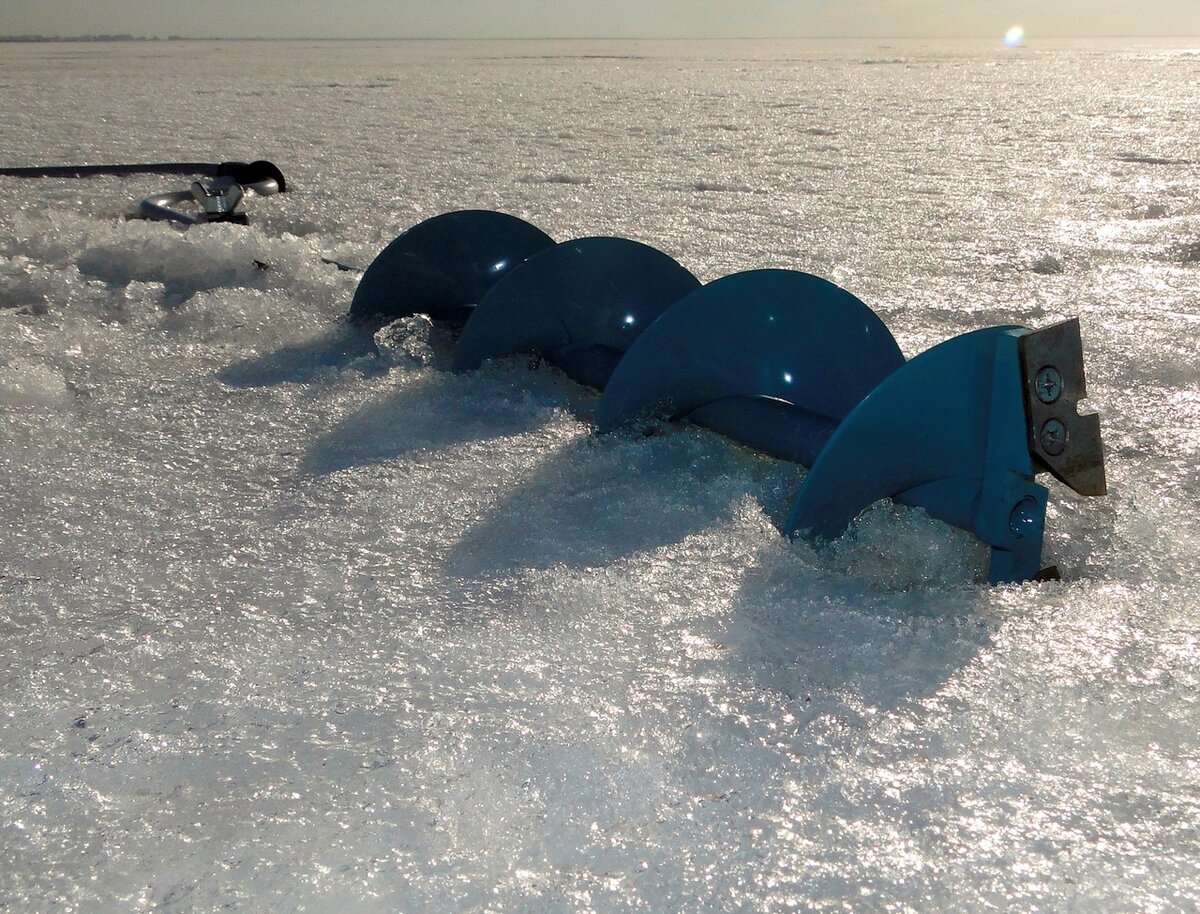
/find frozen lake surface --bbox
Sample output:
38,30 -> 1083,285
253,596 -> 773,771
1,37 -> 1198,912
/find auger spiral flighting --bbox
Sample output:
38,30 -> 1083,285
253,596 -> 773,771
350,210 -> 1107,585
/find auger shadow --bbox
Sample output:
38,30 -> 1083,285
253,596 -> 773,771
218,324 -> 379,388
300,360 -> 606,475
302,381 -> 539,476
444,430 -> 784,579
723,527 -> 997,720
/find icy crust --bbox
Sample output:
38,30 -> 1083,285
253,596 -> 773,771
1,38 -> 1199,913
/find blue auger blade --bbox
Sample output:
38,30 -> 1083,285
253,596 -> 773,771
348,210 -> 555,324
785,321 -> 1106,584
593,269 -> 905,464
452,237 -> 701,389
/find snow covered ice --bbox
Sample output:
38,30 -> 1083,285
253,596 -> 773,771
1,37 -> 1199,912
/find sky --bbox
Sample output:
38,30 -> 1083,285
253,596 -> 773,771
3,0 -> 1200,40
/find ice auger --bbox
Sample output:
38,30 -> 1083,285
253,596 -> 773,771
350,210 -> 1107,584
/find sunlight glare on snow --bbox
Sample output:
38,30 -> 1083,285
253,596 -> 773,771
0,35 -> 1197,914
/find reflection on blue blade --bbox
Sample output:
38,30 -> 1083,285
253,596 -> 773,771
786,326 -> 1048,584
594,269 -> 904,462
453,237 -> 700,389
348,210 -> 555,323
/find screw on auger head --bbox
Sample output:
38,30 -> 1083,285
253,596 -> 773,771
1039,418 -> 1068,456
1019,319 -> 1106,496
1034,366 -> 1063,404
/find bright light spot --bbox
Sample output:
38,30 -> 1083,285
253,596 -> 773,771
490,259 -> 509,273
782,372 -> 794,384
623,314 -> 636,326
1004,25 -> 1025,48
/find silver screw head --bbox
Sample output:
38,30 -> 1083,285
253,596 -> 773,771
1034,366 -> 1063,404
1040,418 -> 1068,456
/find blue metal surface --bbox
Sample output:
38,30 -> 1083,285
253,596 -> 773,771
687,398 -> 842,468
452,237 -> 701,389
786,326 -> 1049,584
338,205 -> 1106,585
348,210 -> 555,324
593,269 -> 905,464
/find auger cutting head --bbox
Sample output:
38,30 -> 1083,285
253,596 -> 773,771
351,209 -> 1108,585
1019,319 -> 1106,498
785,319 -> 1106,584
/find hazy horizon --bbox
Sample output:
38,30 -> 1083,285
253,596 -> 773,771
3,0 -> 1200,41
5,33 -> 1200,41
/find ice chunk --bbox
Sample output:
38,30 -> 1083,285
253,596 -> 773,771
0,360 -> 69,407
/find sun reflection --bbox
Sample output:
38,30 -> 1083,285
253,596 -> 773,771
1004,25 -> 1026,48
